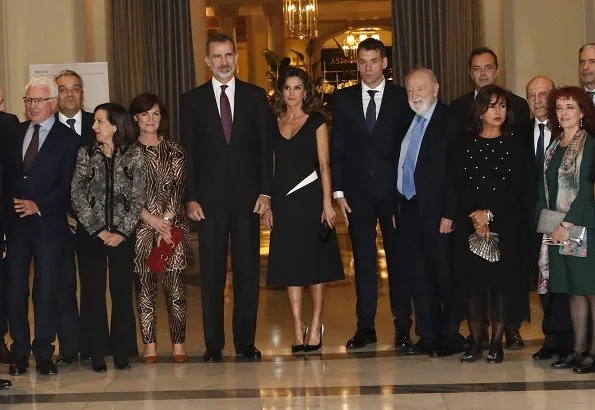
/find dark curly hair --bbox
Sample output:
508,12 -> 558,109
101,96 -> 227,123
545,86 -> 595,138
470,84 -> 514,136
94,103 -> 136,147
129,93 -> 169,138
271,67 -> 319,117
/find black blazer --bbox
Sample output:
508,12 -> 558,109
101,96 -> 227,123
330,82 -> 413,199
54,110 -> 95,148
2,120 -> 79,235
450,90 -> 530,135
180,78 -> 274,212
396,101 -> 456,224
0,112 -> 19,250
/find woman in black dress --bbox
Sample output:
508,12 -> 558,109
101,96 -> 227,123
265,67 -> 344,353
453,85 -> 531,363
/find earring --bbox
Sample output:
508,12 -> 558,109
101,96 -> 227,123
303,95 -> 306,101
480,115 -> 483,120
580,117 -> 583,128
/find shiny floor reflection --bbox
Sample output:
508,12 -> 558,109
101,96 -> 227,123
1,221 -> 594,409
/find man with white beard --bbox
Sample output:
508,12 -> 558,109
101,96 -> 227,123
395,68 -> 462,357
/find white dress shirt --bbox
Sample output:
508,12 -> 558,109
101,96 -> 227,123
212,76 -> 235,119
58,110 -> 83,136
333,78 -> 386,199
534,119 -> 551,156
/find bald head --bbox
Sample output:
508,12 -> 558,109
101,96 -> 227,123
526,76 -> 554,121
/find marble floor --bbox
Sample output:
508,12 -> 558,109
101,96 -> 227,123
0,222 -> 594,409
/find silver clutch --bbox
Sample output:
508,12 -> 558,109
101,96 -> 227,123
468,232 -> 500,262
537,209 -> 586,244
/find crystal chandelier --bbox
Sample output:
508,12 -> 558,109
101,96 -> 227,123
342,30 -> 381,62
284,0 -> 318,39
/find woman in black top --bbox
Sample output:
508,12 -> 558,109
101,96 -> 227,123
71,103 -> 147,372
453,85 -> 531,364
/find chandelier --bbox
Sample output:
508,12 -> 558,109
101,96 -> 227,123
284,0 -> 318,39
342,30 -> 381,62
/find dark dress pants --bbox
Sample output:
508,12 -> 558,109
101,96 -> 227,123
6,219 -> 61,359
0,258 -> 8,342
540,292 -> 573,351
197,205 -> 260,351
396,197 -> 458,348
57,232 -> 80,356
76,228 -> 138,361
347,192 -> 412,332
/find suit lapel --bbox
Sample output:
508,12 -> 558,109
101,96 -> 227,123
230,80 -> 245,145
351,84 -> 368,136
374,85 -> 394,136
205,81 -> 229,145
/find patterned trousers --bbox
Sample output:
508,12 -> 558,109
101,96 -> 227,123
135,269 -> 186,344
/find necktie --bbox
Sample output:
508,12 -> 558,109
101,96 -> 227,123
220,85 -> 232,145
365,90 -> 378,134
24,124 -> 40,170
401,115 -> 426,199
66,118 -> 76,131
536,123 -> 545,172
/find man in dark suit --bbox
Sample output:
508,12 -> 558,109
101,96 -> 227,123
395,68 -> 461,357
0,85 -> 19,367
53,70 -> 95,365
450,47 -> 530,349
180,33 -> 274,363
3,77 -> 78,376
525,76 -> 574,360
579,43 -> 595,105
331,38 -> 414,350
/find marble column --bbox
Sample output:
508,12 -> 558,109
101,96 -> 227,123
215,6 -> 238,43
263,3 -> 284,58
246,7 -> 269,88
189,0 -> 207,84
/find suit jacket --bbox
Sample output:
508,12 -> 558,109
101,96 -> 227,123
0,112 -> 19,250
55,110 -> 95,148
449,90 -> 530,135
330,82 -> 413,199
2,120 -> 79,236
396,101 -> 456,226
180,78 -> 274,212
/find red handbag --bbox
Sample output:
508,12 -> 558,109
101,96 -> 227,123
145,226 -> 183,273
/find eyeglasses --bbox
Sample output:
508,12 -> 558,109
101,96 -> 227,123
22,97 -> 55,105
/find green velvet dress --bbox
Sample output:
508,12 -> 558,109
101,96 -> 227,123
540,136 -> 595,295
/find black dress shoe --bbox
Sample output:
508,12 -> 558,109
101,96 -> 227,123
505,329 -> 525,350
460,346 -> 482,363
92,357 -> 107,373
80,354 -> 92,361
203,349 -> 222,363
552,352 -> 585,369
0,379 -> 11,388
37,358 -> 58,375
394,329 -> 413,351
486,345 -> 504,364
573,355 -> 595,374
0,342 -> 11,365
346,329 -> 377,349
235,346 -> 262,361
114,358 -> 131,370
304,325 -> 324,353
56,355 -> 77,365
532,347 -> 554,360
8,356 -> 29,376
406,340 -> 430,355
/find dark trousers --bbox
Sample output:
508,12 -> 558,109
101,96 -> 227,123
540,292 -> 573,351
347,192 -> 412,332
56,233 -> 80,356
0,258 -> 8,342
397,197 -> 458,348
76,228 -> 138,360
197,206 -> 260,351
6,221 -> 61,358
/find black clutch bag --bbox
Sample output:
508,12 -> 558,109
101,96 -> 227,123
319,221 -> 331,241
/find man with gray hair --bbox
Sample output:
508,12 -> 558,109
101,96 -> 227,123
579,43 -> 595,105
395,67 -> 461,357
2,77 -> 78,376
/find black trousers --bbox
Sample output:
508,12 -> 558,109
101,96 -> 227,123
0,258 -> 8,342
197,206 -> 260,351
540,292 -> 573,351
56,232 -> 80,356
396,197 -> 458,348
6,220 -> 61,358
76,228 -> 138,360
347,192 -> 412,332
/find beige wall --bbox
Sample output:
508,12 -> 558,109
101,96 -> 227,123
482,0 -> 589,99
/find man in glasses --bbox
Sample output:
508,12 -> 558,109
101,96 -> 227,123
2,77 -> 78,377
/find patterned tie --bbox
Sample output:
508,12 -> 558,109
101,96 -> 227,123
24,124 -> 40,171
220,85 -> 232,145
401,115 -> 426,199
66,118 -> 76,132
365,90 -> 378,134
536,123 -> 545,172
